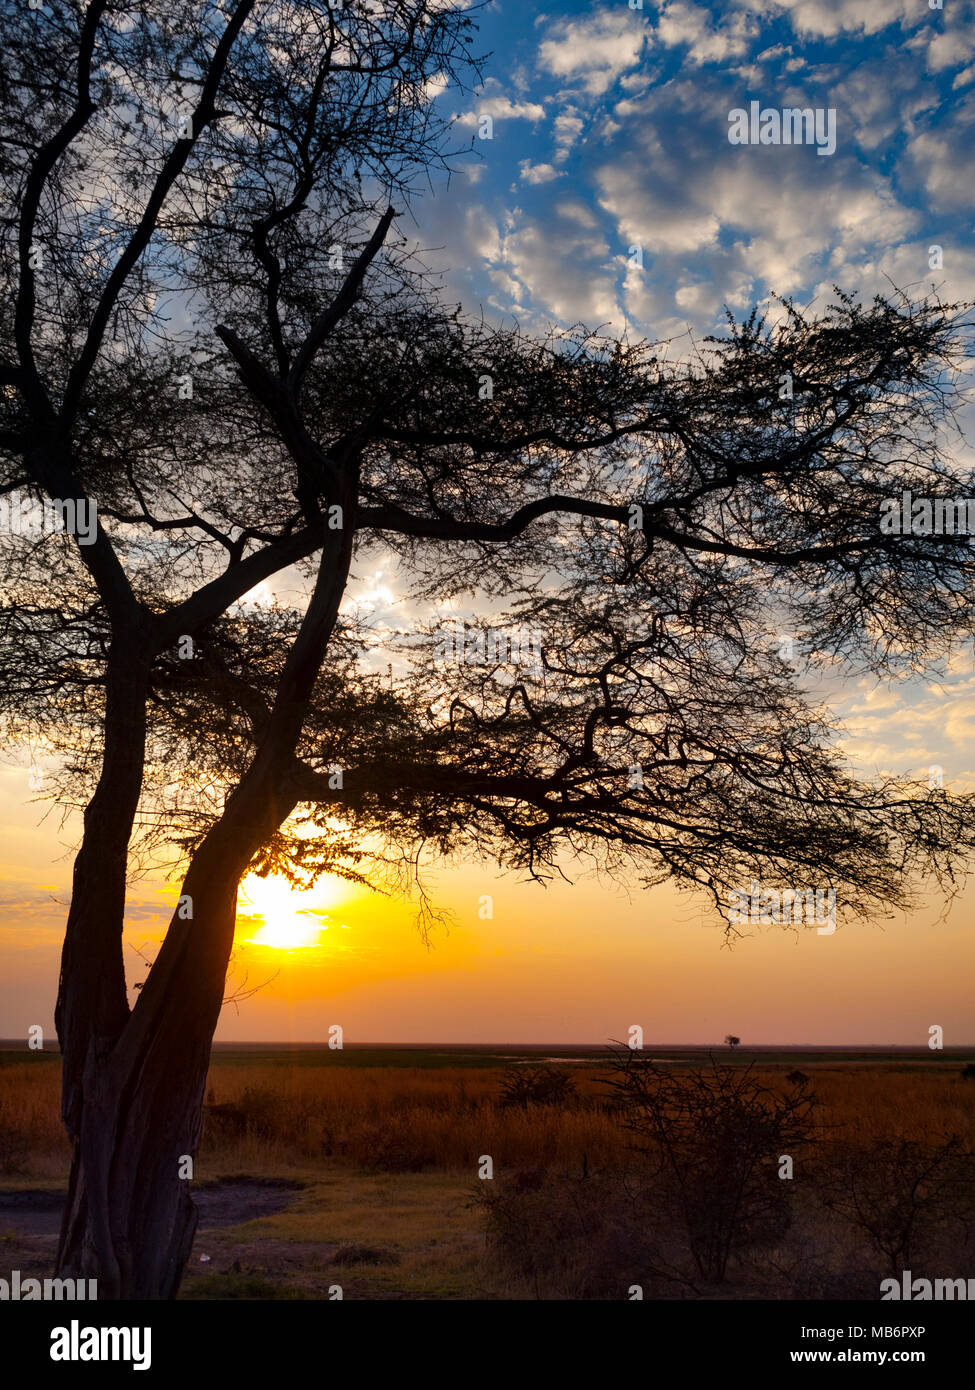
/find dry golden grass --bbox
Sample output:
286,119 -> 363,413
0,1062 -> 68,1178
2,1055 -> 973,1299
199,1063 -> 620,1175
805,1068 -> 975,1144
1,1056 -> 972,1183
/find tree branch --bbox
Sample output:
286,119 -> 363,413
59,0 -> 258,424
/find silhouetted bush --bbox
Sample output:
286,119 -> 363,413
330,1243 -> 399,1266
0,1098 -> 28,1174
815,1134 -> 975,1275
498,1064 -> 578,1110
604,1053 -> 818,1282
357,1122 -> 437,1173
478,1166 -> 661,1299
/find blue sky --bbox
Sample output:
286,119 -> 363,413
352,0 -> 974,804
411,0 -> 975,347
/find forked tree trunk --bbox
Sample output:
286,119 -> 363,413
55,513 -> 351,1297
54,729 -> 303,1296
56,873 -> 240,1298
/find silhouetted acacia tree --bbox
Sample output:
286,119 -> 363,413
3,0 -> 975,1299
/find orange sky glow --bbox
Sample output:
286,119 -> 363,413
2,750 -> 973,1047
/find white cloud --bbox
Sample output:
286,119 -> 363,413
674,281 -> 717,314
756,44 -> 792,63
925,26 -> 975,74
709,161 -> 917,291
594,76 -> 920,330
519,161 -> 563,185
554,199 -> 600,229
422,71 -> 450,101
743,0 -> 918,40
415,0 -> 970,367
492,210 -> 623,328
553,111 -> 585,162
597,159 -> 721,255
538,10 -> 650,95
829,59 -> 935,151
455,96 -> 546,128
655,2 -> 759,65
908,98 -> 975,212
464,204 -> 502,263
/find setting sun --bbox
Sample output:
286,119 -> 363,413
237,874 -> 347,951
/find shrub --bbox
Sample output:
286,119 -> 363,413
356,1121 -> 437,1173
478,1167 -> 660,1299
816,1133 -> 975,1275
604,1053 -> 817,1282
0,1099 -> 29,1174
498,1065 -> 577,1111
331,1243 -> 399,1266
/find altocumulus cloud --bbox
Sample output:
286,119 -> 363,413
419,0 -> 974,346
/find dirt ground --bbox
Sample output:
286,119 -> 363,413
0,1171 -> 490,1299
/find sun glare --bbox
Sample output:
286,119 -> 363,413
237,874 -> 346,951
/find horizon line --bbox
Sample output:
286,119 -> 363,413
4,1039 -> 974,1051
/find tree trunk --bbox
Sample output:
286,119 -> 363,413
55,640 -> 151,1137
56,871 -> 242,1298
55,514 -> 351,1297
53,636 -> 152,1293
55,742 -> 302,1295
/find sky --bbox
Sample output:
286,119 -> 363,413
2,0 -> 975,1046
417,0 -> 975,344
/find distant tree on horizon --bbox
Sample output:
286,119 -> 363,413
725,1035 -> 742,1050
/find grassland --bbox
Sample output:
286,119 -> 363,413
1,1044 -> 973,1299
